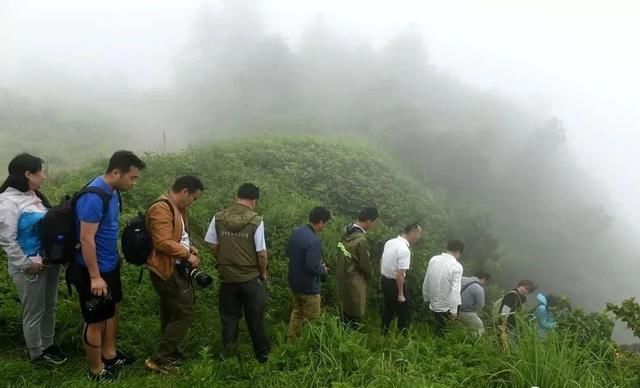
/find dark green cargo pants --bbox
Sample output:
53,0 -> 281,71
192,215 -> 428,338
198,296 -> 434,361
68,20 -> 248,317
150,269 -> 194,362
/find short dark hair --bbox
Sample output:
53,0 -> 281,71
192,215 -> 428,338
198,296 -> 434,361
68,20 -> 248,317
476,272 -> 491,281
517,279 -> 537,291
237,183 -> 260,200
404,222 -> 422,234
309,207 -> 331,224
447,240 -> 465,253
106,150 -> 146,174
357,207 -> 379,222
172,175 -> 204,194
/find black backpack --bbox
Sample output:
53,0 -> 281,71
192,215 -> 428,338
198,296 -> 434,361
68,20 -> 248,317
40,181 -> 121,265
121,198 -> 174,267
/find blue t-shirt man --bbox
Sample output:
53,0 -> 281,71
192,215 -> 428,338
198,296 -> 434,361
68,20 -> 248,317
75,177 -> 120,273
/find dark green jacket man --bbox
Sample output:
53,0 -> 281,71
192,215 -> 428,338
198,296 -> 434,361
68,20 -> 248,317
336,224 -> 372,320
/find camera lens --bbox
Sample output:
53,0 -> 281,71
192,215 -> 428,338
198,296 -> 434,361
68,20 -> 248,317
190,269 -> 213,288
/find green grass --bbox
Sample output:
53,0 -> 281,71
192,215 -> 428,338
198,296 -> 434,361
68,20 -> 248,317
0,137 -> 637,387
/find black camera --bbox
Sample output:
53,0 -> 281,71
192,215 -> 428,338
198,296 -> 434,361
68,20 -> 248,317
85,290 -> 113,312
177,262 -> 213,288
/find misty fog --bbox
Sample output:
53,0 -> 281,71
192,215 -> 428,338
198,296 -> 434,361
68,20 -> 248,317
1,0 -> 638,342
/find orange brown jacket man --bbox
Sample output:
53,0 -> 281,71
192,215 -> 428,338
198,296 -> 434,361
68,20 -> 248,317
144,176 -> 204,374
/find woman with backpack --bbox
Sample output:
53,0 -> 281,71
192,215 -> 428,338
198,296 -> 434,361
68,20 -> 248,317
0,153 -> 67,365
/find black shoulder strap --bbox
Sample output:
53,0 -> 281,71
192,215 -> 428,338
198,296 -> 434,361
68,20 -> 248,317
149,198 -> 176,227
72,187 -> 113,220
116,191 -> 123,212
461,280 -> 481,295
72,177 -> 120,217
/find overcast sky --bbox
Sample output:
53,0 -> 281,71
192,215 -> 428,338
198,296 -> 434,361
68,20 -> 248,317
2,0 -> 638,223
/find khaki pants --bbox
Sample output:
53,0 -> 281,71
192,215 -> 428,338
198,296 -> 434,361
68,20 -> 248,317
458,311 -> 485,336
150,270 -> 194,362
287,293 -> 321,342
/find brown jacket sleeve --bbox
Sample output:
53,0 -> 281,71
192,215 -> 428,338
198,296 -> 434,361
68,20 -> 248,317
146,201 -> 189,260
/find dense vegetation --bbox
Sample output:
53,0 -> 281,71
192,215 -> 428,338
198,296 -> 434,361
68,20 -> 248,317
2,1 -> 636,313
0,138 -> 637,387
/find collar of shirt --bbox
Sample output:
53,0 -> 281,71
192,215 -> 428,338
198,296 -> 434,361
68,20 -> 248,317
397,235 -> 410,247
353,224 -> 366,234
441,252 -> 457,261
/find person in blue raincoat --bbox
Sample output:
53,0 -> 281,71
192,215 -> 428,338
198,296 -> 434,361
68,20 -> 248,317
534,293 -> 559,337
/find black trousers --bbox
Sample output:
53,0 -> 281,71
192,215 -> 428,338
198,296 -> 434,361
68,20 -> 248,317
342,313 -> 361,330
432,310 -> 453,336
219,277 -> 269,359
381,277 -> 411,334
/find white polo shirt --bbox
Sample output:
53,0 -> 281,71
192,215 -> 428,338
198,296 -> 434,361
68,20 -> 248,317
380,235 -> 411,279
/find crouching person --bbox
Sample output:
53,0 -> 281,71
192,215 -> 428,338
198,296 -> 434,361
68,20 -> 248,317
145,176 -> 204,373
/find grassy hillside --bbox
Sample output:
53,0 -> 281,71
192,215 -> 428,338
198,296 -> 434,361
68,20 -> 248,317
0,137 -> 635,387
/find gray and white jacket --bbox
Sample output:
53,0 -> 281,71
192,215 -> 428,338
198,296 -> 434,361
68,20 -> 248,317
0,187 -> 48,275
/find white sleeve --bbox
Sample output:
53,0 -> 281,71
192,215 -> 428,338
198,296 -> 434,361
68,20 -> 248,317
254,221 -> 266,252
449,263 -> 463,314
204,216 -> 218,244
396,247 -> 411,271
422,264 -> 431,304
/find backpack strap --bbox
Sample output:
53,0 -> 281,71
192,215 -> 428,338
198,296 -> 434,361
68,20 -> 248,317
461,280 -> 481,295
148,198 -> 176,228
71,186 -> 116,220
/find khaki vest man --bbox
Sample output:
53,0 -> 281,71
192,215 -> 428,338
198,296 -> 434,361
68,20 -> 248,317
205,183 -> 269,363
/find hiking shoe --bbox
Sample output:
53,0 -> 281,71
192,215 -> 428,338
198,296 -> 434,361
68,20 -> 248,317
30,354 -> 51,367
165,350 -> 187,365
87,368 -> 116,383
31,353 -> 65,367
256,354 -> 268,364
104,350 -> 135,367
144,358 -> 171,374
43,345 -> 68,365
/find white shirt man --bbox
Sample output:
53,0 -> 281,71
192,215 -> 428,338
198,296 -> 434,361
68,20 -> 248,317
380,224 -> 422,334
422,240 -> 464,335
380,236 -> 411,280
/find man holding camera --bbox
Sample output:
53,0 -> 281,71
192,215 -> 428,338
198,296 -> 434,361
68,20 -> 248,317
205,183 -> 269,363
69,151 -> 145,382
286,207 -> 331,342
144,176 -> 204,374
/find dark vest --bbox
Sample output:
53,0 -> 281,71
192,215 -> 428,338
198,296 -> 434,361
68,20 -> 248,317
215,203 -> 263,283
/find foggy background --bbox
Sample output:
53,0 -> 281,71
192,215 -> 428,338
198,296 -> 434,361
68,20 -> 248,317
1,0 -> 638,340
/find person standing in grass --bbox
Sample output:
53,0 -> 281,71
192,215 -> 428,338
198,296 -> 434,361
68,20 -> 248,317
422,240 -> 464,336
286,207 -> 331,342
67,150 -> 145,382
335,207 -> 379,328
205,183 -> 270,363
496,279 -> 537,349
458,272 -> 490,336
144,176 -> 204,374
380,222 -> 423,335
0,153 -> 68,366
533,293 -> 558,338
